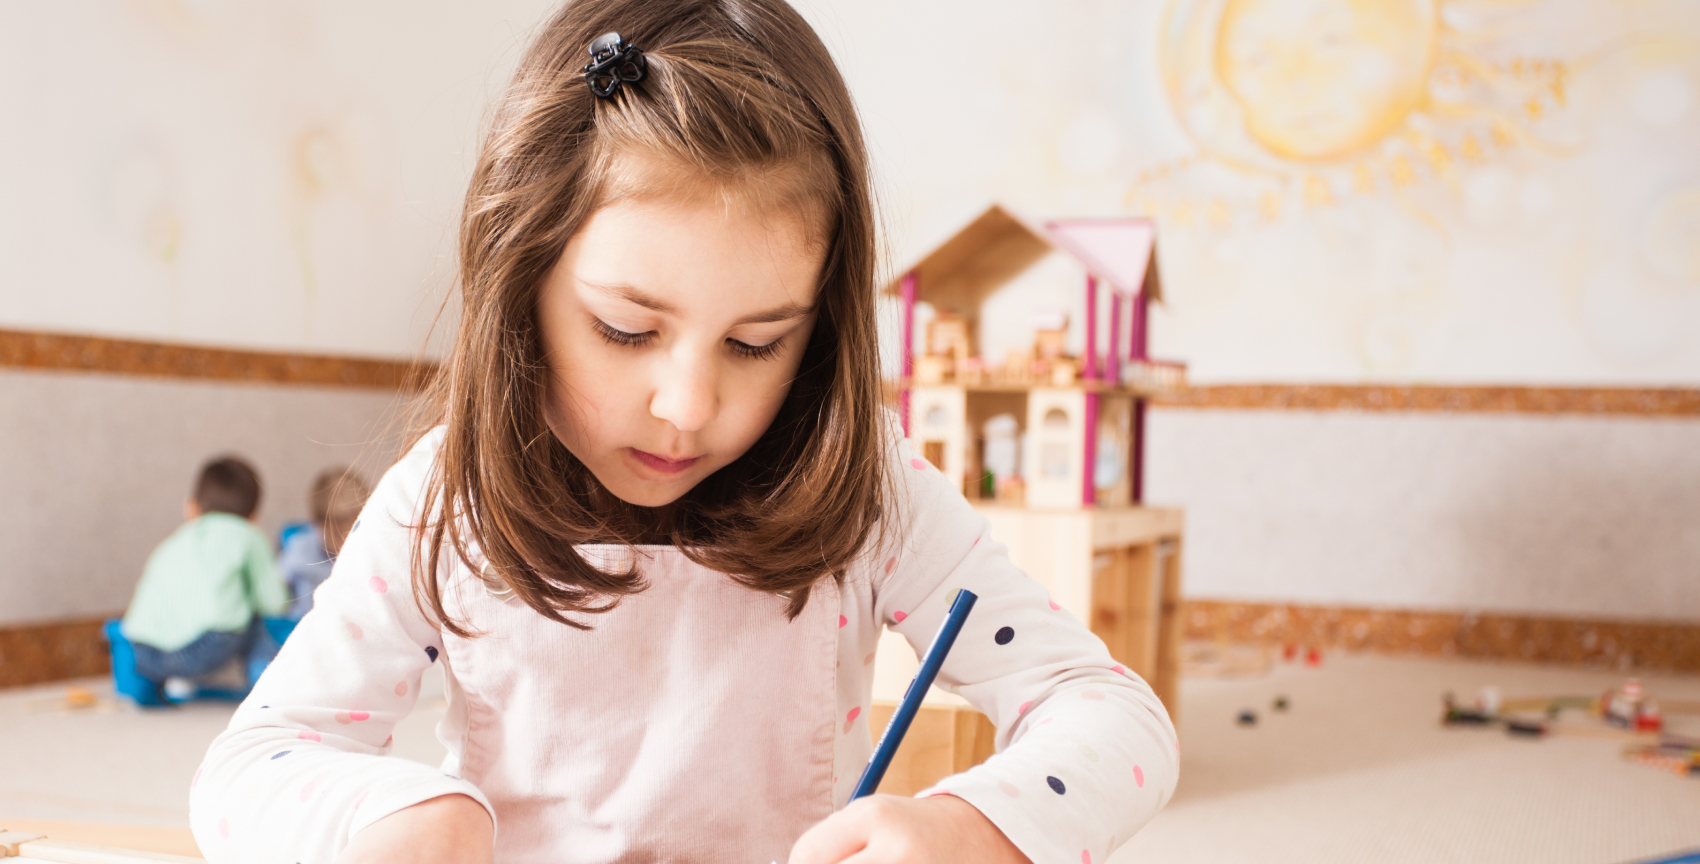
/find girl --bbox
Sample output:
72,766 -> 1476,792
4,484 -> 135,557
189,1 -> 1179,862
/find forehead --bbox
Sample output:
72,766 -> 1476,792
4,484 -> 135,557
562,188 -> 826,315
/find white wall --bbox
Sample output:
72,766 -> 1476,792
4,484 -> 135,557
0,369 -> 410,626
0,1 -> 565,358
1146,407 -> 1700,621
6,1 -> 1696,382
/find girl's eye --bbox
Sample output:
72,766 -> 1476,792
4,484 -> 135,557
594,319 -> 653,347
729,338 -> 783,361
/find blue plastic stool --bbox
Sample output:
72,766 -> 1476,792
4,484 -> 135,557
104,619 -> 166,706
278,520 -> 313,550
104,617 -> 297,706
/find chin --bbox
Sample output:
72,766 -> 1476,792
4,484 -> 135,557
603,475 -> 697,509
617,487 -> 689,509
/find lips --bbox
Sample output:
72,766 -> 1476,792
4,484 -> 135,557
629,448 -> 702,475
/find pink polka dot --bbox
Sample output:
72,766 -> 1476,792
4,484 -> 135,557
884,557 -> 897,575
1082,690 -> 1106,701
1039,717 -> 1055,726
218,817 -> 229,839
973,536 -> 980,546
350,711 -> 370,721
298,730 -> 321,742
299,781 -> 316,802
1112,665 -> 1127,675
843,706 -> 862,734
838,615 -> 848,629
383,735 -> 393,746
345,622 -> 363,640
892,611 -> 907,623
1018,700 -> 1033,714
863,652 -> 876,665
1048,599 -> 1062,611
395,681 -> 408,697
910,457 -> 928,471
369,576 -> 388,593
1134,765 -> 1145,788
192,768 -> 201,788
999,781 -> 1020,798
335,711 -> 352,724
1082,851 -> 1092,864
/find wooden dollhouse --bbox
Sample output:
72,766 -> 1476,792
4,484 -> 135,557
869,205 -> 1191,794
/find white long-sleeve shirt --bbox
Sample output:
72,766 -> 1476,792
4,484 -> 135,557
190,427 -> 1177,863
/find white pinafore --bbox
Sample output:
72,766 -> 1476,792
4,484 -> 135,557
438,546 -> 841,863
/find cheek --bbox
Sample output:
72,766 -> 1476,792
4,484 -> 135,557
545,343 -> 639,450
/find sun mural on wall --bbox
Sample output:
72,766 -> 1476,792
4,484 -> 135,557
1136,0 -> 1575,227
1113,0 -> 1700,378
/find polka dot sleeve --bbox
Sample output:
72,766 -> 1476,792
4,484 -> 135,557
874,438 -> 1180,864
189,429 -> 494,863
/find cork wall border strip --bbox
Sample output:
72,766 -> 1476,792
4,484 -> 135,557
1151,384 -> 1700,416
0,328 -> 437,391
1184,599 -> 1700,674
0,616 -> 113,689
7,601 -> 1694,691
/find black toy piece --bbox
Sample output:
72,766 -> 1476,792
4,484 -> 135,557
583,32 -> 647,99
1236,709 -> 1257,726
1506,719 -> 1548,737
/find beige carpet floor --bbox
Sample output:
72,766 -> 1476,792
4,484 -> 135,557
2,654 -> 1695,863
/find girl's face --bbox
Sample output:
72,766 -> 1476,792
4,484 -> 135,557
537,180 -> 825,508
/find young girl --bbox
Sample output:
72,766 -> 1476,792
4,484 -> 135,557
190,1 -> 1178,861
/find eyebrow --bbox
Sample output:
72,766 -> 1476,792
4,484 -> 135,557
592,282 -> 815,325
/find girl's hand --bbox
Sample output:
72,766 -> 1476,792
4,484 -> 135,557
788,794 -> 1031,864
333,794 -> 493,864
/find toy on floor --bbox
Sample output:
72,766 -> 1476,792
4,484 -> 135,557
1441,691 -> 1495,726
1622,738 -> 1700,778
1236,709 -> 1257,726
104,617 -> 296,706
1272,695 -> 1289,712
1603,678 -> 1664,732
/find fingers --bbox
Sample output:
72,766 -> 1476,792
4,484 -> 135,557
787,796 -> 883,864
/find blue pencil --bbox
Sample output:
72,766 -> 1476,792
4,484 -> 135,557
851,588 -> 979,800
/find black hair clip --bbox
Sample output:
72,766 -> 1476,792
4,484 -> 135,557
583,32 -> 647,99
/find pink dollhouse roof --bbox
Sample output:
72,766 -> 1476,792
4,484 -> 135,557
880,204 -> 1162,311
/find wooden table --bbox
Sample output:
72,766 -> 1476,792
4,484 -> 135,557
0,821 -> 201,862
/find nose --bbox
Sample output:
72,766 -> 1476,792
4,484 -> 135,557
648,345 -> 718,433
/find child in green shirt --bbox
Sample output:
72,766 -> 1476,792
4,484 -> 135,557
121,456 -> 289,700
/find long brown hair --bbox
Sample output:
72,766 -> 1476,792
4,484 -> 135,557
414,0 -> 888,636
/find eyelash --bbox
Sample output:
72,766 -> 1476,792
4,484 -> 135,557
593,320 -> 784,361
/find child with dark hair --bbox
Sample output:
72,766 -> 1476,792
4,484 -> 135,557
279,467 -> 373,620
121,455 -> 289,701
